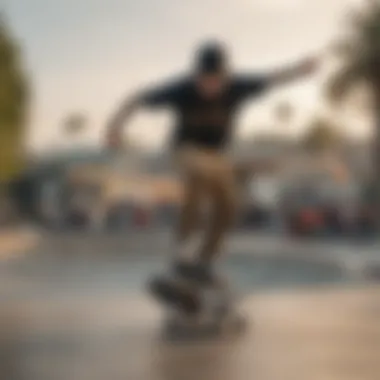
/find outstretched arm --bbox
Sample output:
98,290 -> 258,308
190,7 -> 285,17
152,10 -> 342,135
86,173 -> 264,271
234,55 -> 320,101
269,55 -> 320,87
105,95 -> 142,149
105,78 -> 183,150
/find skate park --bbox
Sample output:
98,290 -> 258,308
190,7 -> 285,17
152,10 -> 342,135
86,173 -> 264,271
1,229 -> 380,380
3,0 -> 380,379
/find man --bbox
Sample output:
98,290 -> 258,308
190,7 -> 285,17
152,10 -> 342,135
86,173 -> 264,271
106,41 -> 319,285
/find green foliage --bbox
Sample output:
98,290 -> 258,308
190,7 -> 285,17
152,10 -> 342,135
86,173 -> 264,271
301,118 -> 342,152
325,1 -> 380,230
326,1 -> 380,106
0,14 -> 29,182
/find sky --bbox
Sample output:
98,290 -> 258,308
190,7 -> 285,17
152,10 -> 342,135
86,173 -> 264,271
4,0 -> 367,153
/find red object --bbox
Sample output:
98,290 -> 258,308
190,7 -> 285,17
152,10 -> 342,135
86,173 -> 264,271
134,207 -> 149,227
301,209 -> 322,227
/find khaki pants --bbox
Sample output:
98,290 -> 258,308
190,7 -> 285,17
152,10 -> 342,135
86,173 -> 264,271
175,146 -> 237,262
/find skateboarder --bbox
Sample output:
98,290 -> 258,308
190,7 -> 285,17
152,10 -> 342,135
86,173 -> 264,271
105,41 -> 319,289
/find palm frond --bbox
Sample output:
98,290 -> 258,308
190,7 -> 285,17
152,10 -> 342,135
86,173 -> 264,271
325,63 -> 365,106
301,117 -> 342,152
333,2 -> 380,80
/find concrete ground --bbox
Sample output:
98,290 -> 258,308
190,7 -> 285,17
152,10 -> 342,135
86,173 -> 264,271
1,286 -> 379,380
0,230 -> 379,380
0,227 -> 40,259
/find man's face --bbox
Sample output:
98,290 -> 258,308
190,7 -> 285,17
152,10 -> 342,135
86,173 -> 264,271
196,72 -> 228,98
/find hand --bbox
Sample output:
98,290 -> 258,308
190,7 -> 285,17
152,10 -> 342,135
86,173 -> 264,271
105,127 -> 123,150
272,55 -> 321,86
296,55 -> 320,77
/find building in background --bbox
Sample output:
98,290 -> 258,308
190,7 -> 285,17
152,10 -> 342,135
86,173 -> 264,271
10,137 -> 372,231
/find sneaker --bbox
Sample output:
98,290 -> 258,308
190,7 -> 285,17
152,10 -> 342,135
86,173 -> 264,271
173,261 -> 216,286
149,276 -> 202,315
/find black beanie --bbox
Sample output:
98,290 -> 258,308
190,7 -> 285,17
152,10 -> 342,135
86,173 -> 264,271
195,42 -> 227,74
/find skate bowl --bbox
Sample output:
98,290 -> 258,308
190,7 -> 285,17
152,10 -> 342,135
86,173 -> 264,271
1,237 -> 377,380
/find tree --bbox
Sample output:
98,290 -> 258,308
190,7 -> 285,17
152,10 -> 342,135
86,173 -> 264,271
325,1 -> 380,229
273,101 -> 294,135
0,14 -> 28,183
274,101 -> 293,124
62,113 -> 87,136
301,117 -> 342,153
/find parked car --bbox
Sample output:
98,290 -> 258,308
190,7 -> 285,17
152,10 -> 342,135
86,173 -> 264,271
154,203 -> 178,226
239,204 -> 272,229
105,202 -> 136,230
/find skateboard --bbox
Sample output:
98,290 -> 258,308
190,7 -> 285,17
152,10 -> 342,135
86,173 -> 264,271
148,274 -> 247,340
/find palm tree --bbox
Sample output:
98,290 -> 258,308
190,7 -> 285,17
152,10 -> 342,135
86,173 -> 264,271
326,0 -> 380,231
62,113 -> 87,137
273,101 -> 294,136
301,117 -> 342,153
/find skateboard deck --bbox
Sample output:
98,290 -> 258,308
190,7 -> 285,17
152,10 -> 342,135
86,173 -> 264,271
148,274 -> 247,340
